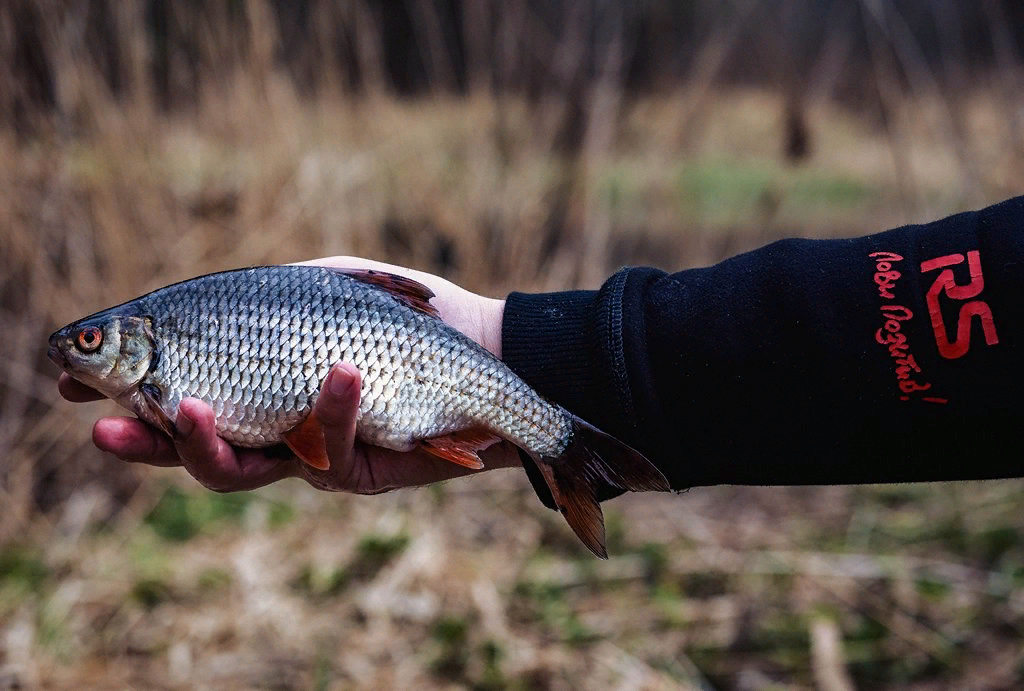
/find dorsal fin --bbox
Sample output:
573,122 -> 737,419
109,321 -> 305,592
331,268 -> 440,318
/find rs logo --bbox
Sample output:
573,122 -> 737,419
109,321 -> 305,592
920,250 -> 999,359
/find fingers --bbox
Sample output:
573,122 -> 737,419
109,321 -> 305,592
174,398 -> 294,492
314,363 -> 361,473
173,398 -> 247,491
92,399 -> 293,491
59,374 -> 105,402
83,358 -> 507,495
93,416 -> 181,466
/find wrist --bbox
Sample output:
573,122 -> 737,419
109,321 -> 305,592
477,297 -> 505,358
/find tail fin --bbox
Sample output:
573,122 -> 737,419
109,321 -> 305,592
530,415 -> 670,559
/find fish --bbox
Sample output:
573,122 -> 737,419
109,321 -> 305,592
48,266 -> 669,557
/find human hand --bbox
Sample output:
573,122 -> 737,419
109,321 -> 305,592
57,257 -> 518,494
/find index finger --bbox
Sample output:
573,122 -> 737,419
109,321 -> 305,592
58,373 -> 106,402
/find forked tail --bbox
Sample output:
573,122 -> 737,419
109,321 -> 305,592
529,415 -> 670,558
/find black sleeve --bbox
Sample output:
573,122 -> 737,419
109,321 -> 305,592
502,196 -> 1024,506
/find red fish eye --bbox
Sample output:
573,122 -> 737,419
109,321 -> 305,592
76,326 -> 102,353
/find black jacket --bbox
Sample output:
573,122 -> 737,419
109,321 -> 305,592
501,196 -> 1024,507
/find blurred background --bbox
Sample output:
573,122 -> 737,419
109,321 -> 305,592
2,1 -> 1024,688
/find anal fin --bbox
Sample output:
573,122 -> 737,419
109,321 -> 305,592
282,415 -> 330,470
420,428 -> 500,470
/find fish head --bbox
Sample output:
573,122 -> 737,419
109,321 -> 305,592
48,312 -> 155,400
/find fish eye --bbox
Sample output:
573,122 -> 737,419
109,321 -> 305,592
76,326 -> 103,353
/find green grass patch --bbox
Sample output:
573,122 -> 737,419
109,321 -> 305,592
267,500 -> 296,529
433,616 -> 469,645
313,645 -> 334,691
0,546 -> 49,594
512,580 -> 597,645
345,533 -> 410,581
787,172 -> 870,207
677,160 -> 778,218
869,484 -> 931,508
290,564 -> 350,598
131,577 -> 173,611
639,542 -> 669,587
847,613 -> 890,643
675,158 -> 872,224
356,533 -> 409,560
915,575 -> 952,601
749,612 -> 811,653
431,615 -> 470,679
976,526 -> 1020,566
477,639 -> 506,691
197,567 -> 233,594
596,164 -> 650,213
143,484 -> 292,541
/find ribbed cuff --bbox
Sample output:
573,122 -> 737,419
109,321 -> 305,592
502,290 -> 597,509
502,270 -> 666,508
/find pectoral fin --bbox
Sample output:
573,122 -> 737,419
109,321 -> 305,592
420,429 -> 501,470
139,384 -> 177,438
282,415 -> 330,470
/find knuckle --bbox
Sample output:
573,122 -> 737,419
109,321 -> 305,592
182,460 -> 236,493
193,472 -> 236,493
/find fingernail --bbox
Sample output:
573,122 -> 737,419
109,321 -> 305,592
328,366 -> 354,396
176,409 -> 195,438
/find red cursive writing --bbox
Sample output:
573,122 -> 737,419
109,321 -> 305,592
869,251 -> 903,299
868,252 -> 947,404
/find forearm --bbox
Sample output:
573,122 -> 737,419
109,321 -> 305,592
502,196 -> 1024,492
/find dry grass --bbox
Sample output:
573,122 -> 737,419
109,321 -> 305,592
3,31 -> 1024,689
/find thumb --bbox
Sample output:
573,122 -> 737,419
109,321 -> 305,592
314,363 -> 361,469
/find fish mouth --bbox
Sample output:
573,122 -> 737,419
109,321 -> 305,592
47,344 -> 68,370
47,331 -> 68,369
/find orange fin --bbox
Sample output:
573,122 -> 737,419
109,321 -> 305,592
282,415 -> 330,470
420,429 -> 500,470
332,269 -> 440,318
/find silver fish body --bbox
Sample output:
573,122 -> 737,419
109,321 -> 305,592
133,266 -> 568,455
50,265 -> 668,557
